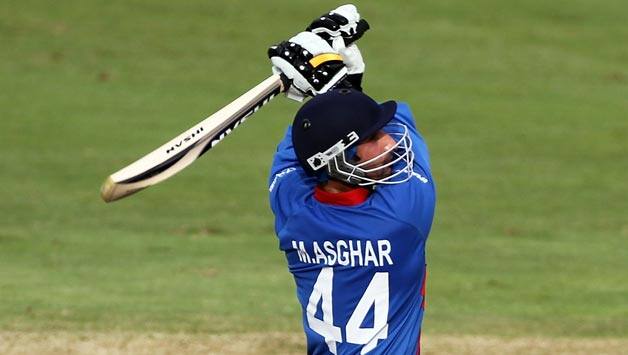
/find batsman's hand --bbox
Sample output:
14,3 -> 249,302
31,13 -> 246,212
269,31 -> 348,102
307,4 -> 369,80
306,4 -> 370,47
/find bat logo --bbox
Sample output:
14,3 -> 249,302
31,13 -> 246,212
209,93 -> 276,149
166,127 -> 205,154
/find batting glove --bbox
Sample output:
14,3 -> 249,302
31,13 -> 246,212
269,31 -> 348,102
306,4 -> 369,75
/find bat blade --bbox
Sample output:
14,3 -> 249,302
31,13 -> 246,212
101,74 -> 283,203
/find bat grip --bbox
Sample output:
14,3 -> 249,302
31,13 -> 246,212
278,73 -> 290,93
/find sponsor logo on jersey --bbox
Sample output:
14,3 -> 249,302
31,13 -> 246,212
269,167 -> 297,192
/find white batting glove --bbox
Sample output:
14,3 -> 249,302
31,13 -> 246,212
333,42 -> 364,75
268,31 -> 348,102
307,4 -> 369,75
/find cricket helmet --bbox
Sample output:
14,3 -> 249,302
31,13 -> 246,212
291,88 -> 414,185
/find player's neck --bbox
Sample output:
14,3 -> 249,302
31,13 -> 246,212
321,179 -> 360,193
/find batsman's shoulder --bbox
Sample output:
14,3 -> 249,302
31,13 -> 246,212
374,169 -> 435,232
268,165 -> 304,193
268,166 -> 316,221
391,101 -> 418,128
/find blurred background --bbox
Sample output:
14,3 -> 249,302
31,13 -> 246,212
1,0 -> 627,353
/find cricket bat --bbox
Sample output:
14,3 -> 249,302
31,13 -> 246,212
100,74 -> 284,203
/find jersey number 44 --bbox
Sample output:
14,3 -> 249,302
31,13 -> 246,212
307,267 -> 389,354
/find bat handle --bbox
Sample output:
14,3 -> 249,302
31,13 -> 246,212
278,73 -> 290,93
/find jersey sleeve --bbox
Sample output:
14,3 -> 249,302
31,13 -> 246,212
388,102 -> 432,176
269,127 -> 300,179
375,103 -> 436,235
268,126 -> 317,233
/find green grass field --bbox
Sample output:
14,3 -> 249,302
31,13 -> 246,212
1,0 -> 627,353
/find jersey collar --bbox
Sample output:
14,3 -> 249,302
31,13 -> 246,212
314,185 -> 371,206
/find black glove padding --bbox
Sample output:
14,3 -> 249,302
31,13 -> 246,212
268,32 -> 348,101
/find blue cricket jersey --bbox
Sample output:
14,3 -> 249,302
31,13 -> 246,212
268,102 -> 436,355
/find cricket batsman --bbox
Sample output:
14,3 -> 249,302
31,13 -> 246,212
267,5 -> 436,354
